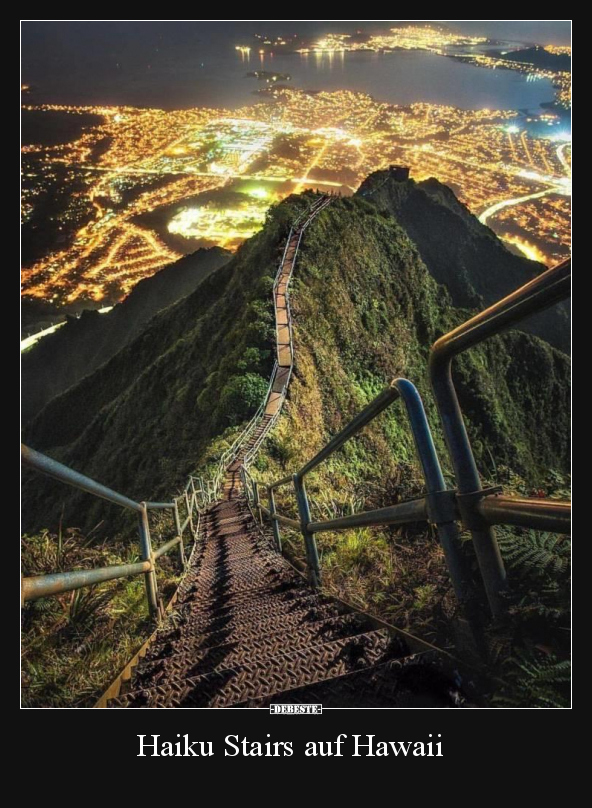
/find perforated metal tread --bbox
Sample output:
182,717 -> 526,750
109,629 -> 403,707
109,472 -> 464,707
125,615 -> 393,692
236,654 -> 467,709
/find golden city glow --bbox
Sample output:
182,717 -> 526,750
295,25 -> 487,55
22,76 -> 571,308
545,45 -> 571,56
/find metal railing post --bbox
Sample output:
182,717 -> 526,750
430,354 -> 507,617
173,501 -> 186,567
427,262 -> 571,617
393,379 -> 473,607
268,486 -> 282,553
138,503 -> 159,619
196,479 -> 206,509
428,261 -> 570,616
252,479 -> 262,524
293,474 -> 321,588
185,489 -> 195,537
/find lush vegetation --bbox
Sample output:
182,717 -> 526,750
21,510 -> 183,707
22,175 -> 570,706
22,247 -> 231,424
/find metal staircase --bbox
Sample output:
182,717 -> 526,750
21,193 -> 571,709
105,492 -> 463,708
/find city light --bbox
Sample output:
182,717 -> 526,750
167,200 -> 269,246
22,71 -> 571,308
245,187 -> 270,199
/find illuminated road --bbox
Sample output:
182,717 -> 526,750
477,178 -> 571,264
478,186 -> 568,228
62,163 -> 348,188
21,307 -> 112,352
293,141 -> 331,194
21,321 -> 66,351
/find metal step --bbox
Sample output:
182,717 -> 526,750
143,612 -> 377,664
147,602 -> 346,657
109,187 -> 467,709
127,616 -> 394,691
233,653 -> 467,708
108,629 -> 401,708
157,595 -> 343,642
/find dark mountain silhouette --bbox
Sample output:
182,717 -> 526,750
22,175 -> 570,533
21,246 -> 230,424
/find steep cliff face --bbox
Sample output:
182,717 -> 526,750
358,173 -> 570,353
22,178 -> 570,533
22,247 -> 231,424
256,193 -> 569,494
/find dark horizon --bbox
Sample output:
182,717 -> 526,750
22,21 -> 571,86
21,20 -> 571,112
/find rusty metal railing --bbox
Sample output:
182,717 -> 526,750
22,216 -> 570,629
242,378 -> 470,600
21,445 -> 202,619
241,194 -> 333,468
243,259 -> 571,618
19,196 -> 334,621
428,258 -> 571,616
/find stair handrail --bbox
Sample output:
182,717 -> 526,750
21,205 -> 571,629
192,195 -> 331,498
19,195 -> 332,617
206,359 -> 280,500
242,195 -> 333,468
245,259 -> 571,617
21,444 -> 197,619
428,257 -> 571,616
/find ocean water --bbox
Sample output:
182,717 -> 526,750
22,22 -> 556,112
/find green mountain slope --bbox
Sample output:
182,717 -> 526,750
264,193 -> 569,477
358,173 -> 570,353
22,177 -> 570,535
21,246 -> 231,424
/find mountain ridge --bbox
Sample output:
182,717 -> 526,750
22,175 -> 570,534
21,246 -> 231,424
358,173 -> 570,352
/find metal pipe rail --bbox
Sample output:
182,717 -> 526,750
22,445 -> 143,513
194,199 -> 323,491
21,444 -> 199,617
244,262 -> 571,618
476,495 -> 570,533
429,258 -> 571,617
242,196 -> 332,469
244,378 -> 471,601
22,560 -> 152,602
226,196 -> 331,487
20,196 -> 334,627
307,497 -> 429,533
205,362 -> 279,501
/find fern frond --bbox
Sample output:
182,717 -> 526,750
499,530 -> 570,580
494,649 -> 571,708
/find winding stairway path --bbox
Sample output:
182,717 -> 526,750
106,195 -> 465,708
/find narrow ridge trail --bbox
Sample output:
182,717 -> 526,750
107,196 -> 465,708
109,465 -> 463,708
